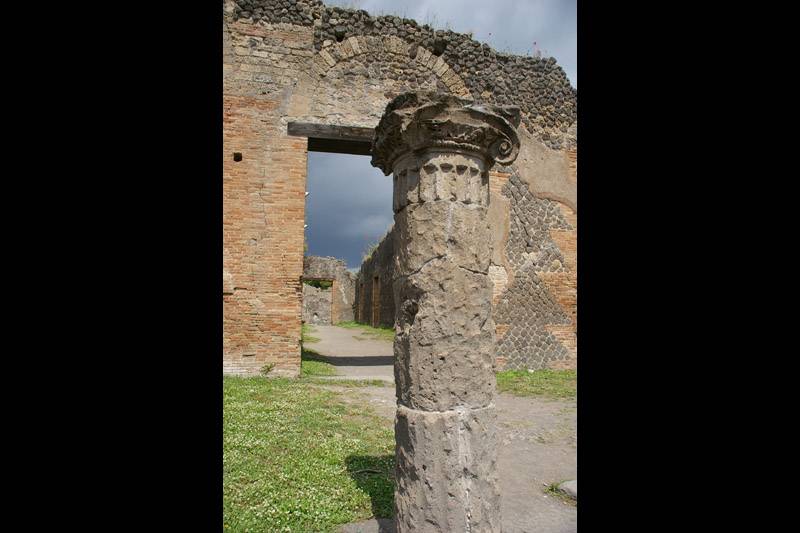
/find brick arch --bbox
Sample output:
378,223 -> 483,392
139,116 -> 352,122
309,35 -> 471,98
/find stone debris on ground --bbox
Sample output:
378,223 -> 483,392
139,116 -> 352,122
558,480 -> 577,500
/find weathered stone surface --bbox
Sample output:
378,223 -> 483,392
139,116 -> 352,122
347,35 -> 362,55
558,479 -> 577,500
393,260 -> 496,411
354,231 -> 396,328
229,1 -> 576,149
513,126 -> 577,211
395,405 -> 501,533
374,91 -> 518,532
371,91 -> 521,176
320,48 -> 336,66
416,152 -> 488,206
302,283 -> 332,324
303,256 -> 356,323
393,201 -> 491,278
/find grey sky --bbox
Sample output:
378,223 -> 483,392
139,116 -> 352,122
304,0 -> 576,270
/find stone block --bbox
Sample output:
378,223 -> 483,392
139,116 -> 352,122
416,47 -> 432,66
311,61 -> 328,78
340,39 -> 354,58
319,49 -> 336,67
365,35 -> 383,53
426,53 -> 439,70
558,480 -> 577,500
440,68 -> 456,84
348,36 -> 362,55
433,57 -> 447,75
383,36 -> 400,55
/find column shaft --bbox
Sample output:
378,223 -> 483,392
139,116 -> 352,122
391,150 -> 499,532
370,91 -> 521,533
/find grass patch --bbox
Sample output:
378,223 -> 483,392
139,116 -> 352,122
336,321 -> 368,330
495,369 -> 577,400
302,358 -> 337,377
302,324 -> 320,344
336,321 -> 395,342
545,482 -> 577,506
301,347 -> 337,377
224,377 -> 395,532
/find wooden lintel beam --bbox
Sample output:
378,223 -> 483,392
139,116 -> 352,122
287,122 -> 375,143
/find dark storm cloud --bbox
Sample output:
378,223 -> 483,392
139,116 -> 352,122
305,152 -> 394,268
325,0 -> 577,87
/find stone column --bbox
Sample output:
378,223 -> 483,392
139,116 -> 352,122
371,92 -> 521,533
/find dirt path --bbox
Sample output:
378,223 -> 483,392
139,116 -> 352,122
305,325 -> 394,382
309,325 -> 577,532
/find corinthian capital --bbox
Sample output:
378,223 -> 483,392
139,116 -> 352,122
370,91 -> 521,175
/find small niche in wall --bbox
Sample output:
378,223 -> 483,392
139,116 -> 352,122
233,152 -> 242,162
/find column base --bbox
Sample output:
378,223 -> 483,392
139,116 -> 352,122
394,404 -> 502,533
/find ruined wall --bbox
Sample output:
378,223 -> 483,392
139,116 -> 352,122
223,0 -> 577,374
355,168 -> 577,370
302,255 -> 355,323
354,229 -> 395,328
223,8 -> 312,377
301,283 -> 332,324
492,171 -> 577,370
229,0 -> 576,151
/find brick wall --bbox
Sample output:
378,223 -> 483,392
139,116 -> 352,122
222,93 -> 307,377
